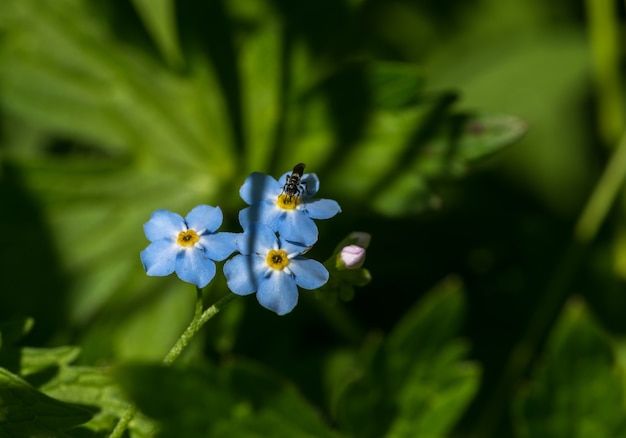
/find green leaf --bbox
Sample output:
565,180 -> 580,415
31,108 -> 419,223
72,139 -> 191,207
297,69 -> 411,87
512,299 -> 626,438
0,318 -> 34,350
0,0 -> 522,363
0,338 -> 155,437
369,111 -> 527,216
40,364 -> 155,437
0,0 -> 236,360
0,367 -> 92,437
385,276 -> 468,386
131,0 -> 183,67
226,0 -> 289,172
365,61 -> 425,109
116,360 -> 341,438
330,277 -> 480,438
20,346 -> 81,378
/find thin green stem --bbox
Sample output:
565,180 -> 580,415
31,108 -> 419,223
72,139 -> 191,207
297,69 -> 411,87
586,0 -> 624,145
575,132 -> 626,243
109,404 -> 138,438
162,293 -> 239,366
109,292 -> 239,438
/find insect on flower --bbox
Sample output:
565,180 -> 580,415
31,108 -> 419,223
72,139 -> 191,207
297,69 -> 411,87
281,162 -> 306,202
238,164 -> 341,246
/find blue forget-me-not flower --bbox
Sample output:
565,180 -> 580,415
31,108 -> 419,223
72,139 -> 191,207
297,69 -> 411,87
238,170 -> 341,246
141,205 -> 237,288
223,223 -> 329,315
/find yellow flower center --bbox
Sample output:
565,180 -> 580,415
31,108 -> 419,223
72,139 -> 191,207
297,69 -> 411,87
177,229 -> 200,247
266,249 -> 290,270
276,193 -> 300,210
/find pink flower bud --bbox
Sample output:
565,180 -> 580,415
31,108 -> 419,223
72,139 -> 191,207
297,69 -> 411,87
339,244 -> 366,269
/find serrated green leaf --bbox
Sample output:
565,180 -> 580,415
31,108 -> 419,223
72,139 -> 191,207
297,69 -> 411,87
386,276 -> 466,380
20,346 -> 81,378
512,299 -> 626,438
1,342 -> 155,437
331,278 -> 479,438
385,341 -> 479,438
41,365 -> 155,437
0,367 -> 92,437
116,360 -> 340,438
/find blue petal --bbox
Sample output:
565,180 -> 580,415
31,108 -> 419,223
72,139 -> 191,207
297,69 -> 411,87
144,210 -> 184,242
257,271 -> 299,315
239,201 -> 282,232
237,223 -> 279,255
300,173 -> 319,197
224,254 -> 262,295
279,238 -> 309,256
140,240 -> 178,276
240,173 -> 281,205
290,257 -> 329,289
277,211 -> 319,246
175,248 -> 216,288
201,232 -> 238,261
304,198 -> 341,219
186,205 -> 223,233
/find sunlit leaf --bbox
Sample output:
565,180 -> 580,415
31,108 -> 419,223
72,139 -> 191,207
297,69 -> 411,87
131,0 -> 182,67
0,0 -> 236,360
0,322 -> 154,437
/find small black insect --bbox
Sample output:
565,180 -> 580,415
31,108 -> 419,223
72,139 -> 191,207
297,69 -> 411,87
282,162 -> 306,202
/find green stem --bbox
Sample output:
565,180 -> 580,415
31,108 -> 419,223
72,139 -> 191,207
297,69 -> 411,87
575,132 -> 626,243
586,0 -> 624,145
162,293 -> 239,366
109,292 -> 239,438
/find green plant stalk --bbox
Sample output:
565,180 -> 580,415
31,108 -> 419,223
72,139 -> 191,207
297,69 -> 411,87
469,130 -> 626,438
109,291 -> 239,438
586,0 -> 624,146
575,132 -> 626,242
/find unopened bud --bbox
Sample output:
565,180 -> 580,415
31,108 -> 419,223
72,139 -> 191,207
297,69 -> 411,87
338,244 -> 366,269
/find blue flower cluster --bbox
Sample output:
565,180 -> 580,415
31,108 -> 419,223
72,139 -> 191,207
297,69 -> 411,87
141,167 -> 341,315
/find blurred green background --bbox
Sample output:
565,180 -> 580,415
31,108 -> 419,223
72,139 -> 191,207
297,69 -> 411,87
2,0 -> 626,437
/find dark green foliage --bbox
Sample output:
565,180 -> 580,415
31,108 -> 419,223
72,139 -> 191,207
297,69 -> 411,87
115,361 -> 343,438
0,321 -> 155,437
1,0 -> 622,438
513,300 -> 626,438
329,278 -> 479,438
0,367 -> 92,438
